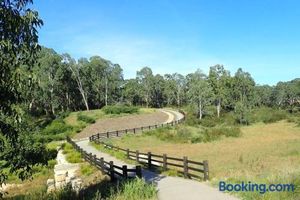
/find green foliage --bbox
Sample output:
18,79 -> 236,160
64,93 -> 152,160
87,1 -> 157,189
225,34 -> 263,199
108,178 -> 157,200
143,125 -> 241,143
77,113 -> 96,124
42,119 -> 73,135
80,163 -> 94,176
102,105 -> 139,115
251,107 -> 288,124
10,178 -> 157,200
62,143 -> 83,163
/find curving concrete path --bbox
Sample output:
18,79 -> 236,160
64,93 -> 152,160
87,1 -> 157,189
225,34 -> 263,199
75,109 -> 239,200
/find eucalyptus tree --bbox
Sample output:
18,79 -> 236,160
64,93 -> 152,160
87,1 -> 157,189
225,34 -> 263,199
164,74 -> 177,106
151,74 -> 166,108
0,0 -> 49,185
65,56 -> 90,111
136,67 -> 154,107
187,70 -> 213,119
232,68 -> 255,124
208,65 -> 231,118
123,79 -> 142,106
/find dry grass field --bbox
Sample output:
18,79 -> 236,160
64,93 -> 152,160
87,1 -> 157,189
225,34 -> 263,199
109,121 -> 300,199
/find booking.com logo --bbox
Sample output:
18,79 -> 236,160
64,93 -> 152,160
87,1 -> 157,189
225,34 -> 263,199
219,181 -> 295,194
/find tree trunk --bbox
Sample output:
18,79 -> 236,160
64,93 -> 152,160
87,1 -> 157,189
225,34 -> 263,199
105,78 -> 108,106
198,98 -> 202,119
217,99 -> 221,118
177,87 -> 180,108
81,90 -> 89,111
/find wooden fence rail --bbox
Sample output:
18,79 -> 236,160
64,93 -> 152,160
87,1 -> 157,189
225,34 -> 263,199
66,137 -> 142,181
94,140 -> 209,181
87,110 -> 209,181
89,112 -> 185,142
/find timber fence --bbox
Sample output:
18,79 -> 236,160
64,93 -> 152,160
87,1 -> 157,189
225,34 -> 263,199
66,137 -> 142,181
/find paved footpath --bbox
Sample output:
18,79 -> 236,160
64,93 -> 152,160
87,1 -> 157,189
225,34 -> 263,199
76,110 -> 239,200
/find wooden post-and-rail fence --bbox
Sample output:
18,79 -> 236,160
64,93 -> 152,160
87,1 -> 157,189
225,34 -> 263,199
66,137 -> 142,181
89,111 -> 186,142
87,110 -> 209,181
94,140 -> 209,181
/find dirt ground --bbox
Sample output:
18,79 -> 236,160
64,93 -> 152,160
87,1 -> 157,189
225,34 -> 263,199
74,111 -> 169,139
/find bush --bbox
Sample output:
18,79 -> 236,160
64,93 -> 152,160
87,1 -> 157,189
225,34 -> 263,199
203,126 -> 241,142
62,143 -> 83,163
109,178 -> 157,200
77,113 -> 96,124
80,163 -> 94,176
251,107 -> 288,124
42,119 -> 73,135
102,105 -> 139,115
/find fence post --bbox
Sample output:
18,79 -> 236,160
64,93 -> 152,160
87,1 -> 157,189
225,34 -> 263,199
149,125 -> 151,130
141,127 -> 143,132
107,132 -> 109,138
97,134 -> 100,140
126,149 -> 130,159
109,161 -> 115,181
116,130 -> 119,137
155,124 -> 157,128
89,153 -> 93,162
136,166 -> 142,178
125,129 -> 128,134
122,165 -> 128,179
148,152 -> 152,169
100,157 -> 104,169
203,160 -> 209,181
163,154 -> 167,171
93,155 -> 97,165
133,128 -> 136,134
136,150 -> 139,162
183,156 -> 188,178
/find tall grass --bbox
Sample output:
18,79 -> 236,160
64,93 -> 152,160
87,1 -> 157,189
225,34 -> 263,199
8,178 -> 157,200
62,143 -> 83,163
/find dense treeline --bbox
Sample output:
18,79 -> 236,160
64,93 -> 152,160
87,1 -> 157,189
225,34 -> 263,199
28,47 -> 300,124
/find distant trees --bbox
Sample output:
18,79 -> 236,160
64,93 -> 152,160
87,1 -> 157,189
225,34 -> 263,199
17,45 -> 300,120
187,70 -> 213,119
208,65 -> 231,118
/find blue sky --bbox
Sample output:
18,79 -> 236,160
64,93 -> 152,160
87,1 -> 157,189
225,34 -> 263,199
33,0 -> 300,85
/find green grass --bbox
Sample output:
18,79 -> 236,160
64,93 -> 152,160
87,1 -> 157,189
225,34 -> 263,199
102,105 -> 139,115
8,178 -> 157,200
77,113 -> 96,124
107,178 -> 157,200
62,143 -> 83,163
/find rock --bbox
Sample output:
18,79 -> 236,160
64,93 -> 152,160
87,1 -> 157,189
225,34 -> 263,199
47,179 -> 55,186
71,178 -> 82,191
55,173 -> 66,182
47,184 -> 56,193
55,181 -> 66,189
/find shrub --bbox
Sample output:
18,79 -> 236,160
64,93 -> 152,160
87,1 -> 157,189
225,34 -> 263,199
77,113 -> 96,124
42,119 -> 73,135
102,105 -> 139,115
109,178 -> 157,200
251,107 -> 288,124
80,163 -> 94,176
62,143 -> 83,163
203,126 -> 242,142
